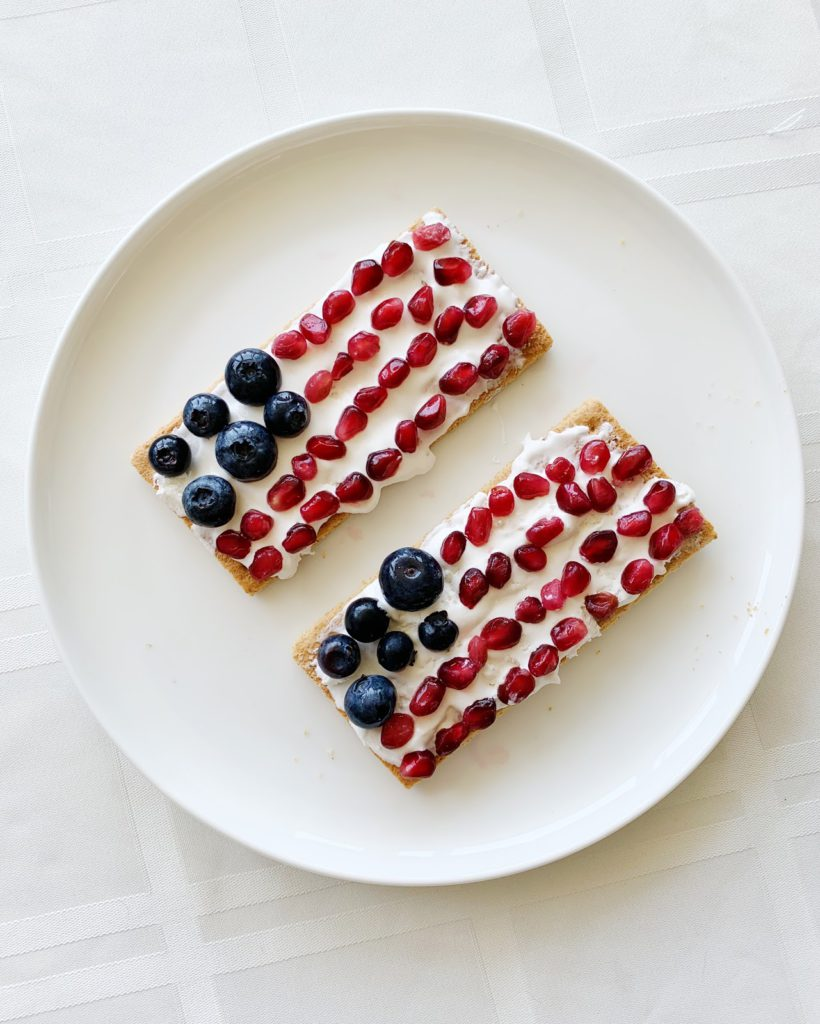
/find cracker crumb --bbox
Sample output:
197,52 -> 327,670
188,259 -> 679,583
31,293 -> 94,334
327,748 -> 336,760
303,728 -> 310,737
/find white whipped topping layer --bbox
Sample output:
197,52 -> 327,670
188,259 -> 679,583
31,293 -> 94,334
153,211 -> 523,580
315,424 -> 695,768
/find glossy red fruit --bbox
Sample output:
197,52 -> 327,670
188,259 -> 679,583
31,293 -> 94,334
579,530 -> 618,563
347,331 -> 380,362
556,481 -> 592,515
332,351 -> 354,381
406,332 -> 437,367
434,306 -> 464,344
409,677 -> 446,716
366,448 -> 402,481
465,506 -> 492,546
526,516 -> 564,547
299,313 -> 330,345
463,697 -> 497,730
335,406 -> 368,441
304,370 -> 333,403
485,551 -> 512,589
617,510 -> 652,537
291,453 -> 317,481
587,477 -> 617,512
381,713 -> 415,749
354,386 -> 388,412
441,530 -> 466,565
400,750 -> 436,779
438,657 -> 480,689
381,240 -> 414,277
378,357 -> 410,389
463,294 -> 498,328
648,523 -> 684,560
468,635 -> 488,667
249,546 -> 283,580
644,479 -> 676,513
300,490 -> 340,524
488,485 -> 515,516
322,289 -> 355,324
514,544 -> 548,572
408,284 -> 434,324
216,530 -> 251,559
371,297 -> 404,330
307,435 -> 347,460
502,309 -> 536,348
267,474 -> 305,511
546,457 -> 575,483
439,362 -> 479,396
433,257 -> 472,285
481,617 -> 522,650
240,510 -> 273,541
415,394 -> 447,431
272,330 -> 306,360
676,506 -> 705,536
351,259 -> 383,296
335,472 -> 373,503
612,444 -> 652,483
513,472 -> 550,499
621,558 -> 654,594
459,568 -> 489,608
478,343 -> 510,380
540,579 -> 564,611
282,523 -> 316,554
515,596 -> 546,623
395,419 -> 418,453
436,720 -> 469,755
585,592 -> 618,621
412,222 -> 451,250
528,644 -> 559,677
551,616 -> 588,651
498,667 -> 535,705
561,560 -> 591,597
579,439 -> 610,474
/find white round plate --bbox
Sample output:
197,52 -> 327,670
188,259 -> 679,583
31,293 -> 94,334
29,111 -> 803,885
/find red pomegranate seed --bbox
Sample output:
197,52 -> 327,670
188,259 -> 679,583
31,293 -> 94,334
300,490 -> 340,524
514,472 -> 550,499
415,394 -> 447,430
644,479 -> 676,513
335,406 -> 368,441
463,697 -> 497,730
556,482 -> 592,515
335,472 -> 373,503
676,506 -> 705,536
216,530 -> 250,559
546,457 -> 575,483
438,657 -> 480,689
621,558 -> 654,594
412,222 -> 451,250
409,677 -> 446,716
551,616 -> 588,651
291,453 -> 317,481
463,294 -> 498,328
408,284 -> 434,324
347,331 -> 380,362
299,313 -> 329,345
436,720 -> 469,755
485,551 -> 512,589
440,362 -> 478,395
395,419 -> 418,453
381,240 -> 414,277
579,530 -> 618,563
529,644 -> 559,677
434,257 -> 472,285
579,439 -> 610,474
514,545 -> 548,572
366,448 -> 402,481
526,516 -> 564,547
502,309 -> 536,348
561,560 -> 591,597
478,343 -> 510,380
498,667 -> 535,705
249,546 -> 283,580
304,370 -> 333,403
371,297 -> 403,330
441,530 -> 466,565
331,351 -> 354,381
434,305 -> 464,344
381,712 -> 415,749
481,617 -> 522,650
648,523 -> 684,560
612,444 -> 652,483
240,510 -> 273,541
465,506 -> 492,546
322,289 -> 355,324
488,485 -> 515,516
272,330 -> 306,360
354,386 -> 388,412
282,523 -> 316,554
400,750 -> 436,779
617,510 -> 652,537
585,592 -> 618,622
468,635 -> 488,667
307,435 -> 347,461
515,596 -> 546,623
587,477 -> 617,512
459,568 -> 489,608
378,357 -> 410,389
267,474 -> 305,511
351,259 -> 383,296
540,579 -> 565,610
406,332 -> 437,367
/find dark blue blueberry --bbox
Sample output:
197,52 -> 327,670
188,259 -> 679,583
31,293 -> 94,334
215,420 -> 277,481
378,547 -> 443,611
182,475 -> 235,527
148,434 -> 191,477
317,633 -> 361,679
264,390 -> 311,438
225,348 -> 281,405
344,674 -> 396,729
182,393 -> 229,438
418,611 -> 459,651
344,597 -> 390,643
377,631 -> 416,672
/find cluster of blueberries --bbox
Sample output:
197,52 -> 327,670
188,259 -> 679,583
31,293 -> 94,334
317,547 -> 459,730
147,349 -> 312,529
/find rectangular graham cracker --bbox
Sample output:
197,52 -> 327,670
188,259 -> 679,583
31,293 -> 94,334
293,398 -> 717,787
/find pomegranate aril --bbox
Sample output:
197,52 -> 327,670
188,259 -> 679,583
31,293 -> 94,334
515,596 -> 546,623
540,579 -> 565,611
347,331 -> 380,362
366,448 -> 402,481
546,457 -> 575,484
478,343 -> 510,380
587,477 -> 617,512
406,332 -> 437,367
526,516 -> 564,547
579,529 -> 618,563
612,444 -> 652,483
561,560 -> 591,597
381,240 -> 413,277
240,509 -> 273,541
272,330 -> 306,360
299,313 -> 330,345
267,474 -> 305,511
408,284 -> 434,324
551,616 -> 588,651
335,406 -> 368,441
409,677 -> 446,717
395,419 -> 418,453
465,506 -> 492,546
441,530 -> 466,565
378,357 -> 410,389
464,697 -> 496,731
648,523 -> 684,560
322,289 -> 355,325
291,453 -> 317,481
354,386 -> 388,413
307,435 -> 346,460
644,479 -> 676,513
216,530 -> 250,559
468,636 -> 488,667
585,592 -> 618,622
436,721 -> 469,755
515,545 -> 547,572
371,297 -> 403,330
249,546 -> 283,580
412,221 -> 451,250
433,256 -> 471,285
463,294 -> 498,328
514,472 -> 550,499
579,439 -> 610,474
459,568 -> 489,608
400,750 -> 436,779
434,305 -> 464,344
438,657 -> 480,689
300,490 -> 340,524
485,551 -> 512,589
502,309 -> 536,348
481,617 -> 522,650
381,713 -> 414,749
621,558 -> 654,594
335,472 -> 373,503
440,362 -> 478,395
488,485 -> 515,516
556,482 -> 592,516
351,259 -> 383,296
676,506 -> 705,536
304,370 -> 333,404
415,394 -> 447,431
282,523 -> 316,554
529,644 -> 559,677
617,510 -> 652,537
332,352 -> 354,381
498,667 -> 535,705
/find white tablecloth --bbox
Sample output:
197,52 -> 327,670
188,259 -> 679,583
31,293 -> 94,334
2,1 -> 819,1020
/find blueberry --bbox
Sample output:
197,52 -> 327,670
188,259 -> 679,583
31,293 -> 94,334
378,547 -> 443,611
215,421 -> 277,481
344,598 -> 390,643
264,391 -> 311,438
182,475 -> 236,527
377,631 -> 416,672
418,611 -> 459,651
182,393 -> 229,437
317,633 -> 361,679
225,348 -> 281,405
344,674 -> 396,729
148,434 -> 191,477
